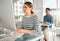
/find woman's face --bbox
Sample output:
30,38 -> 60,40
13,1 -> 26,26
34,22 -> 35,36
23,4 -> 32,14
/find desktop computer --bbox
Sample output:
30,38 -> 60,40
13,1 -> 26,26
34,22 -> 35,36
0,0 -> 16,31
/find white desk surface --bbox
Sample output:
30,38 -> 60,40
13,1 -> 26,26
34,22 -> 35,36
0,29 -> 44,41
11,32 -> 44,41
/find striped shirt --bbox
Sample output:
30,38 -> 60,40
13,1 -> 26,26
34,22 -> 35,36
16,15 -> 40,34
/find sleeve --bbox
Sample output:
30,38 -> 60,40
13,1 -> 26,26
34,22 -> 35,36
44,16 -> 46,22
33,15 -> 41,35
33,15 -> 39,30
50,16 -> 53,24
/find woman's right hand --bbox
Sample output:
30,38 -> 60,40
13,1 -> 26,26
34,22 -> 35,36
15,28 -> 33,34
15,28 -> 23,33
13,28 -> 24,36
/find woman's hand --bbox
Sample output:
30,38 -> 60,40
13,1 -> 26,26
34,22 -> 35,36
22,29 -> 33,34
15,28 -> 33,34
15,28 -> 23,33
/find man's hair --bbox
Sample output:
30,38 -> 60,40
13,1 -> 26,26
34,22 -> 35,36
46,8 -> 50,11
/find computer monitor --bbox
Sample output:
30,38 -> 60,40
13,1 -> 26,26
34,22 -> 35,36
0,0 -> 16,31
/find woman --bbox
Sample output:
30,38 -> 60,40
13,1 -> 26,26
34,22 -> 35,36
15,2 -> 40,41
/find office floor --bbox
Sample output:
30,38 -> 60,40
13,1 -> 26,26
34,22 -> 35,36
43,36 -> 60,41
54,35 -> 60,41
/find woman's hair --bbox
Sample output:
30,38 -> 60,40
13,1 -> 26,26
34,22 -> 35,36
24,2 -> 34,14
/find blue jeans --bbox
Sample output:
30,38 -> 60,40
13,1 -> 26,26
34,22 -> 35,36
15,33 -> 40,41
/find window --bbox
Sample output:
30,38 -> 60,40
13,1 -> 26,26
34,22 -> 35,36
54,10 -> 60,27
43,0 -> 57,8
14,0 -> 24,16
58,0 -> 60,8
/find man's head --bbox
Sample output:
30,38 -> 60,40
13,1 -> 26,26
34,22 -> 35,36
45,8 -> 51,15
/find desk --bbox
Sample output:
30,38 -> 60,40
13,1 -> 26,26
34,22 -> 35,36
0,27 -> 44,41
11,32 -> 44,41
0,32 -> 24,41
0,32 -> 44,41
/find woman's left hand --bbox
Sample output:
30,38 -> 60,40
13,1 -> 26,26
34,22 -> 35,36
15,28 -> 33,34
22,29 -> 33,34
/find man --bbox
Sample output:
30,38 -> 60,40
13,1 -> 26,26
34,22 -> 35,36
44,8 -> 53,25
41,8 -> 53,41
